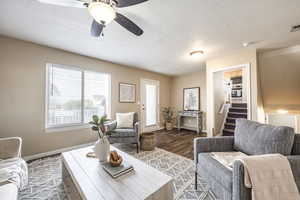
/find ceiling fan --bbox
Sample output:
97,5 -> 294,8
36,0 -> 148,37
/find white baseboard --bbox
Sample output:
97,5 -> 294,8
24,142 -> 94,161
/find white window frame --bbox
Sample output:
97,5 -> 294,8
45,63 -> 111,131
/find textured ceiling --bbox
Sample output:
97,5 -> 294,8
1,0 -> 300,75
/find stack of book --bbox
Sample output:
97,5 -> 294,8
102,161 -> 134,178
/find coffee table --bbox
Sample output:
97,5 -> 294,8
62,145 -> 173,200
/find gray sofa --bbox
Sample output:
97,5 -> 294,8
106,112 -> 140,153
194,119 -> 300,200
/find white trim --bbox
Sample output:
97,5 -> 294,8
261,45 -> 300,58
219,104 -> 230,135
211,64 -> 250,73
45,63 -> 112,129
140,78 -> 160,133
211,63 -> 252,135
45,124 -> 90,133
24,142 -> 94,161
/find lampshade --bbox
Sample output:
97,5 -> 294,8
88,2 -> 116,25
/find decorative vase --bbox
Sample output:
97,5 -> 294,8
166,122 -> 173,131
93,136 -> 110,162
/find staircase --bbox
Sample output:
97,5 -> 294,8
222,103 -> 248,136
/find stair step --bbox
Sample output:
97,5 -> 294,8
224,123 -> 236,130
232,103 -> 247,108
226,118 -> 236,124
229,107 -> 247,113
223,128 -> 234,132
228,112 -> 248,119
223,129 -> 234,136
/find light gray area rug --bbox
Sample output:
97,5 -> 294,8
19,144 -> 216,200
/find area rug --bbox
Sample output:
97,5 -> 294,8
19,145 -> 216,200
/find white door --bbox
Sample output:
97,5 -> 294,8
140,79 -> 160,133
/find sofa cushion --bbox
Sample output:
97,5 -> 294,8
287,155 -> 300,191
198,153 -> 233,193
109,129 -> 136,138
234,119 -> 295,155
292,134 -> 300,155
0,183 -> 18,200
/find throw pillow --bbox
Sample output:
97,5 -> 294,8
234,119 -> 295,155
116,112 -> 135,128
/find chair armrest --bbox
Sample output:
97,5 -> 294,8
134,121 -> 140,141
194,136 -> 234,163
0,137 -> 22,159
105,120 -> 117,132
232,160 -> 251,200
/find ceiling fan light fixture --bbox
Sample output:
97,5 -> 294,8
88,2 -> 116,25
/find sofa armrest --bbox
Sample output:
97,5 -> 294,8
0,137 -> 22,159
194,136 -> 234,163
232,160 -> 251,200
287,155 -> 300,181
105,120 -> 117,132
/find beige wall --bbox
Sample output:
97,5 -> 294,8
206,48 -> 264,137
213,71 -> 226,135
258,50 -> 300,113
170,69 -> 207,129
0,36 -> 172,156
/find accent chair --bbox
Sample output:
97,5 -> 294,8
106,112 -> 140,153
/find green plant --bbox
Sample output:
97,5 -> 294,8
161,107 -> 176,123
89,115 -> 110,139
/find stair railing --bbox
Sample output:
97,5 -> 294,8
218,103 -> 230,136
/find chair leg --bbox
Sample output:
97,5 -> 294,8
136,143 -> 139,153
195,172 -> 198,190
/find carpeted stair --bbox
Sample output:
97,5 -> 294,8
223,103 -> 247,136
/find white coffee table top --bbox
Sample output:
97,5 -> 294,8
62,146 -> 173,200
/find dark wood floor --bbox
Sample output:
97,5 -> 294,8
154,129 -> 206,160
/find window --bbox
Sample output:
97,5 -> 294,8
46,64 -> 111,129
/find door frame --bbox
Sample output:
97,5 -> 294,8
140,78 -> 160,133
211,63 -> 252,134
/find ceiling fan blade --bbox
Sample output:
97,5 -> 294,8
91,20 -> 104,37
115,0 -> 148,8
36,0 -> 86,8
114,13 -> 143,36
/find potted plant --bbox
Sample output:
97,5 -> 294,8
89,115 -> 110,162
161,107 -> 176,131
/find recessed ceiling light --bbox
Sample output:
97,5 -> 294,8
190,50 -> 204,57
243,42 -> 250,47
277,109 -> 288,114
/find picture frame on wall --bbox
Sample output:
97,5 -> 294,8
183,87 -> 200,111
119,83 -> 136,103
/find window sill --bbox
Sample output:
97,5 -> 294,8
45,124 -> 90,133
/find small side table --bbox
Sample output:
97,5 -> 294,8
177,111 -> 203,134
140,132 -> 156,151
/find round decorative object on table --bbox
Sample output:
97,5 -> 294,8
140,132 -> 156,151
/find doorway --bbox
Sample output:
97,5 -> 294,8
212,64 -> 251,136
140,79 -> 160,133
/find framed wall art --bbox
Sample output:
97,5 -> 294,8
119,83 -> 136,103
183,87 -> 200,111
